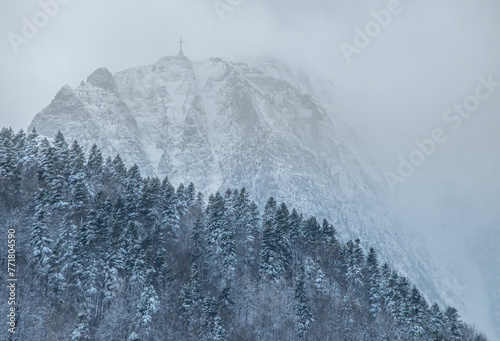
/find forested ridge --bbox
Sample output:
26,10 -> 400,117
0,127 -> 487,340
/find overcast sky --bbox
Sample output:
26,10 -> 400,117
1,0 -> 500,337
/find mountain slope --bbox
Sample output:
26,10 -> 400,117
29,54 -> 464,315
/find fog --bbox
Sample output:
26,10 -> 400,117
1,0 -> 499,338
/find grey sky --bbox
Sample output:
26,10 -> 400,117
1,0 -> 499,337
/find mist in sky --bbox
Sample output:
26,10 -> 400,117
1,0 -> 499,338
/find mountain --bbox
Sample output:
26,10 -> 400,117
29,54 -> 465,318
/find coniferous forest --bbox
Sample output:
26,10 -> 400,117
0,127 -> 487,340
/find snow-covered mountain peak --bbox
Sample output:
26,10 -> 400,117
54,84 -> 75,101
86,67 -> 117,93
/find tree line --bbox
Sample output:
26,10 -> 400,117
0,127 -> 487,340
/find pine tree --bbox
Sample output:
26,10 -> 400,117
70,173 -> 90,214
86,144 -> 103,180
69,140 -> 86,177
274,202 -> 291,279
191,219 -> 205,264
30,189 -> 53,278
192,191 -> 205,220
87,192 -> 112,255
289,208 -> 303,243
386,271 -> 401,323
203,296 -> 226,341
233,188 -> 260,278
389,275 -> 410,327
136,277 -> 160,327
343,239 -> 365,290
206,191 -> 235,284
379,262 -> 393,313
101,156 -> 114,190
294,271 -> 313,338
24,128 -> 40,171
289,208 -> 305,279
38,138 -> 56,184
398,276 -> 411,320
68,140 -> 89,219
11,130 -> 25,191
220,223 -> 236,283
53,131 -> 69,178
12,129 -> 26,161
445,306 -> 462,340
0,128 -> 24,204
176,183 -> 188,218
37,133 -> 68,207
111,154 -> 127,180
365,248 -> 381,317
303,216 -> 321,246
47,215 -> 74,301
0,127 -> 16,177
124,164 -> 142,220
304,256 -> 327,295
406,286 -> 427,339
321,218 -> 337,245
180,266 -> 204,337
186,182 -> 196,207
161,177 -> 179,233
260,197 -> 282,281
139,177 -> 162,224
429,303 -> 445,340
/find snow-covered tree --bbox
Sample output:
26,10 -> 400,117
294,271 -> 313,338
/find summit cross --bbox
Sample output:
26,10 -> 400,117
178,38 -> 184,56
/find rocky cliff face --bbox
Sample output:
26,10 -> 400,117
29,54 -> 463,312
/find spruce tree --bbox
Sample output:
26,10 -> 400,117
429,303 -> 445,340
0,127 -> 16,177
161,177 -> 179,232
260,197 -> 281,281
365,248 -> 381,317
30,189 -> 53,278
294,271 -> 313,339
69,140 -> 86,177
53,131 -> 69,178
86,144 -> 103,180
445,306 -> 462,340
275,202 -> 291,279
124,164 -> 142,220
206,191 -> 235,284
